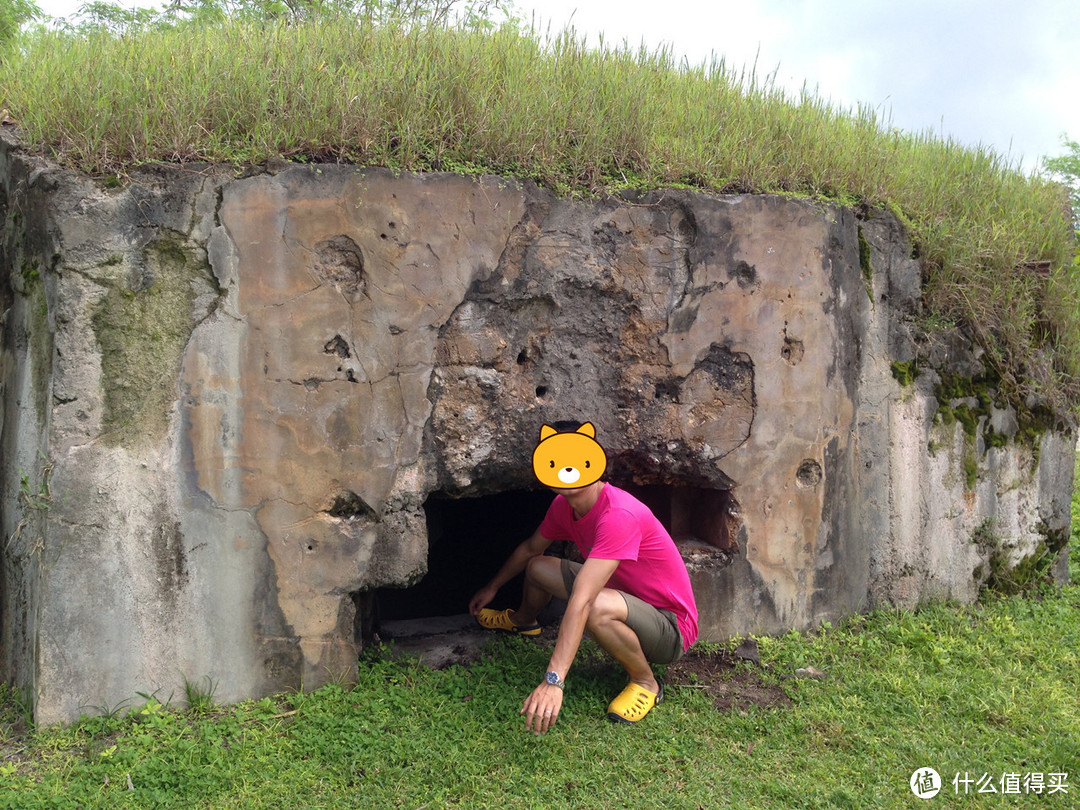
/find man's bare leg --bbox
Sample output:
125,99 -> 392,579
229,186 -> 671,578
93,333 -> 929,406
585,590 -> 660,694
510,555 -> 568,626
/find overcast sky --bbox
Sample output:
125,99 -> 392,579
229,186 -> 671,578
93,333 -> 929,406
34,0 -> 1080,173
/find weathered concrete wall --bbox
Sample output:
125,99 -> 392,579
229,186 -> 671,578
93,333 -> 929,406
1,133 -> 1074,723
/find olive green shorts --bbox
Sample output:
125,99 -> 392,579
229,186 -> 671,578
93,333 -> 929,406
561,559 -> 685,665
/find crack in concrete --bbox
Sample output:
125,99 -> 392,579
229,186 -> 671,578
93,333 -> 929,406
250,284 -> 323,311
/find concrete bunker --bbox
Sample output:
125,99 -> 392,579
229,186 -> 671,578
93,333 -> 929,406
3,155 -> 1074,724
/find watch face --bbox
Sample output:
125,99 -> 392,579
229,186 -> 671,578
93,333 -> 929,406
546,671 -> 559,685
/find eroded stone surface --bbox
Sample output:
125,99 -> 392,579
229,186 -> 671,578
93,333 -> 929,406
1,136 -> 1074,723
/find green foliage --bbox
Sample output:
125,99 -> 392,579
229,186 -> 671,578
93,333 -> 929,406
1043,135 -> 1080,227
183,676 -> 218,713
0,683 -> 35,735
17,459 -> 51,512
63,1 -> 165,32
57,0 -> 514,32
1070,454 -> 1080,586
0,0 -> 40,54
2,8 -> 1079,415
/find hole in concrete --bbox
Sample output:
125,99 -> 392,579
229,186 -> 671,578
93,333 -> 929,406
313,235 -> 365,293
324,335 -> 350,358
654,380 -> 680,403
734,260 -> 758,289
796,460 -> 822,488
366,481 -> 738,663
324,490 -> 376,520
781,335 -> 804,366
535,385 -> 548,398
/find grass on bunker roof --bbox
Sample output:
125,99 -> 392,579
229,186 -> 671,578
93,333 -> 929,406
1,11 -> 1079,417
1,536 -> 1078,807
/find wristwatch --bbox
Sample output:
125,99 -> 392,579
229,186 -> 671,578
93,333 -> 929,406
545,670 -> 565,690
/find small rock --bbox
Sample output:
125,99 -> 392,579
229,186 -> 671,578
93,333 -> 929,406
734,638 -> 760,665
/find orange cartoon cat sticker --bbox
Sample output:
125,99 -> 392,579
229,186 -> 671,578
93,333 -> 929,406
532,422 -> 608,489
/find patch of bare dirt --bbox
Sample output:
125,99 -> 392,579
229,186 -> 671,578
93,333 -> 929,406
665,646 -> 793,713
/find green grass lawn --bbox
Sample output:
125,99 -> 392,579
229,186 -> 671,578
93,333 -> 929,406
1,533 -> 1077,808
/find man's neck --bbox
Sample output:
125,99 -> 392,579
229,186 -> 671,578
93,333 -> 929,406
563,481 -> 604,520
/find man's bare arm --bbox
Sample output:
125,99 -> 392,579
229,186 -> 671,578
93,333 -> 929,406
468,529 -> 552,615
520,556 -> 619,734
546,556 -> 619,678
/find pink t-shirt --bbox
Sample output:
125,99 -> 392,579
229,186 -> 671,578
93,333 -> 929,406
538,483 -> 699,650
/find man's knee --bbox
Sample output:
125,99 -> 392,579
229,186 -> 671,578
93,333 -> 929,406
585,589 -> 628,629
524,555 -> 567,598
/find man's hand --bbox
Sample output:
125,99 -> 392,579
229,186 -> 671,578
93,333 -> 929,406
468,584 -> 497,616
521,682 -> 563,735
468,531 -> 553,617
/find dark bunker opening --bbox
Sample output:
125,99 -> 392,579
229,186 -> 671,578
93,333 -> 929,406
620,484 -> 738,552
375,489 -> 554,622
373,482 -> 737,629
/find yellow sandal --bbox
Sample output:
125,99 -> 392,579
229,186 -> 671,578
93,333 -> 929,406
475,608 -> 542,637
606,680 -> 664,724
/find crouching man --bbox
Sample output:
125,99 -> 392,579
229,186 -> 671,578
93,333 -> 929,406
468,423 -> 699,735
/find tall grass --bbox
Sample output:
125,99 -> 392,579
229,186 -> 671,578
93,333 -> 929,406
2,17 -> 1077,412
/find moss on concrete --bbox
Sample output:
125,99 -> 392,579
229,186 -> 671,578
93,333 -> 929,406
936,405 -> 955,427
91,237 -> 215,448
1016,406 -> 1052,445
963,447 -> 978,491
20,258 -> 40,286
890,360 -> 916,386
936,370 -> 978,402
932,368 -> 1049,473
932,376 -> 988,491
952,403 -> 979,439
983,426 -> 1009,449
